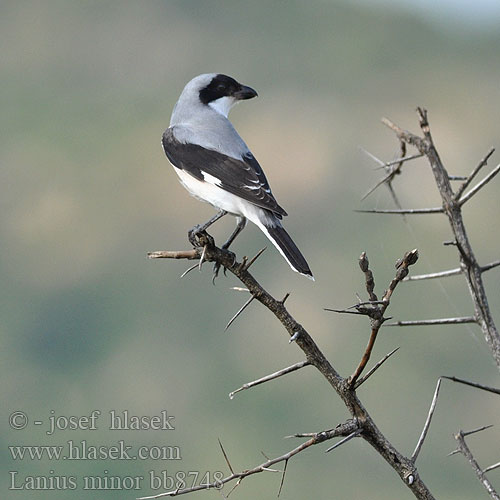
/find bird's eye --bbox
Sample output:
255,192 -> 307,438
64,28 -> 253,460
217,84 -> 226,91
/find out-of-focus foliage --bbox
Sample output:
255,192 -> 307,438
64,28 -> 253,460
1,1 -> 499,499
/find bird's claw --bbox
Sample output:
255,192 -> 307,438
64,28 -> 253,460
188,225 -> 202,246
188,227 -> 214,248
211,250 -> 233,284
212,261 -> 222,284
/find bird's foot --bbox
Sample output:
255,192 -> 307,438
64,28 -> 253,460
188,227 -> 214,248
187,227 -> 236,284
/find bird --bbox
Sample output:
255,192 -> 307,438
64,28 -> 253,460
162,73 -> 313,280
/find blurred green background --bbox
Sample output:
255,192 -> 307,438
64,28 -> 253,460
2,1 -> 499,499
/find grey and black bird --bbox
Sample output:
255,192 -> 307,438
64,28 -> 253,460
162,73 -> 313,280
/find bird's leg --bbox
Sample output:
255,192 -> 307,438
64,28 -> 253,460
188,210 -> 227,246
222,217 -> 247,250
213,217 -> 247,283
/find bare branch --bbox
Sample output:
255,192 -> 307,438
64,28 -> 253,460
358,146 -> 386,166
148,249 -> 199,260
277,459 -> 288,497
198,244 -> 208,271
146,106 -> 500,500
280,292 -> 290,304
462,424 -> 494,437
218,439 -> 235,475
350,327 -> 379,387
356,207 -> 443,215
381,109 -> 500,369
284,432 -> 319,439
150,236 -> 432,498
411,374 -> 499,466
225,296 -> 255,331
325,429 -> 362,453
412,379 -> 442,462
386,140 -> 408,210
361,141 -> 410,211
484,462 -> 500,474
453,430 -> 500,500
229,361 -> 311,400
244,247 -> 267,271
326,300 -> 386,316
482,259 -> 500,273
454,147 -> 495,200
224,478 -> 242,498
381,116 -> 427,151
458,163 -> 500,206
384,152 -> 423,167
324,307 -> 370,316
385,316 -> 477,327
362,166 -> 403,202
404,267 -> 462,281
180,263 -> 200,279
354,347 -> 400,389
441,376 -> 500,396
349,249 -> 419,387
137,422 -> 359,500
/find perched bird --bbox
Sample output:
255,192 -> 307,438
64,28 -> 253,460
162,73 -> 313,280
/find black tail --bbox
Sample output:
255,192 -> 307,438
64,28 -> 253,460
265,224 -> 313,279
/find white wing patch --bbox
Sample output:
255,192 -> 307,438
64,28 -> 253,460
201,171 -> 223,186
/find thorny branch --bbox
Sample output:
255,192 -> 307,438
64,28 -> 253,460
145,108 -> 500,500
404,375 -> 500,472
229,360 -> 311,400
148,239 -> 431,499
330,250 -> 419,388
362,108 -> 500,370
360,111 -> 500,496
138,421 -> 359,499
442,376 -> 500,396
451,428 -> 500,500
404,259 -> 500,282
401,374 -> 500,496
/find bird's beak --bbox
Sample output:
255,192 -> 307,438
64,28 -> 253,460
234,85 -> 258,100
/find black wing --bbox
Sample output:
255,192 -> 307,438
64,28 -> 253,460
162,128 -> 287,218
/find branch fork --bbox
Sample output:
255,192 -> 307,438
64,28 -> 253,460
145,106 -> 500,499
326,249 -> 419,388
363,109 -> 500,369
149,235 -> 433,498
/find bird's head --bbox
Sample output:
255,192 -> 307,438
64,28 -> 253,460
183,73 -> 258,118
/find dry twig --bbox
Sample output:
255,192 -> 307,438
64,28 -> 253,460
451,428 -> 500,500
376,108 -> 500,369
229,360 -> 311,399
412,379 -> 441,463
137,421 -> 359,499
148,235 -> 432,499
340,249 -> 419,387
146,108 -> 500,500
